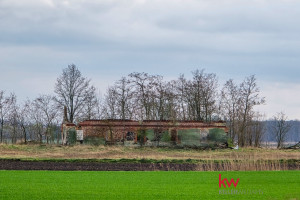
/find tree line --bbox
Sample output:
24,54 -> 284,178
0,64 -> 293,147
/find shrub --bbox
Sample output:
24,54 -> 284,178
161,131 -> 171,142
67,129 -> 77,145
177,129 -> 201,146
137,129 -> 147,146
207,128 -> 228,143
83,136 -> 105,146
227,138 -> 234,148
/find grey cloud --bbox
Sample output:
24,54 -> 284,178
1,0 -> 300,53
1,0 -> 300,99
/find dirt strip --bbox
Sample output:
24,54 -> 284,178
0,160 -> 198,171
0,160 -> 299,171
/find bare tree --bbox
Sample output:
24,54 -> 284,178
238,75 -> 265,147
220,79 -> 240,141
271,112 -> 292,148
202,72 -> 218,121
0,91 -> 14,143
30,100 -> 45,143
220,76 -> 265,147
17,100 -> 31,144
104,86 -> 118,119
153,77 -> 168,120
80,91 -> 98,120
33,95 -> 59,144
114,77 -> 133,120
54,64 -> 96,123
250,112 -> 266,147
189,70 -> 205,121
176,74 -> 188,120
128,72 -> 159,120
7,94 -> 19,144
246,111 -> 266,147
161,81 -> 178,121
95,92 -> 106,119
183,70 -> 218,121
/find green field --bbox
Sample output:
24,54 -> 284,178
0,171 -> 299,200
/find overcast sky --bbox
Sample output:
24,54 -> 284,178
1,0 -> 300,120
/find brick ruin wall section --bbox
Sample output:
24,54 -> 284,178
76,120 -> 228,143
81,126 -> 139,142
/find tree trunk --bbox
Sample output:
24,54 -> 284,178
21,125 -> 27,144
0,119 -> 3,143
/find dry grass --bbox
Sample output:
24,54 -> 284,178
194,159 -> 300,171
1,144 -> 299,171
0,144 -> 299,161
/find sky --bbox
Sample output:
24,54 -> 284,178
0,0 -> 300,120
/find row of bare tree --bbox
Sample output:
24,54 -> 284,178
0,64 -> 293,147
100,70 -> 267,147
103,70 -> 219,122
0,92 -> 60,144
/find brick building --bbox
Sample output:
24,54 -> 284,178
62,118 -> 228,145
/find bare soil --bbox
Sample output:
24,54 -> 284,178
0,159 -> 299,171
0,159 -> 198,171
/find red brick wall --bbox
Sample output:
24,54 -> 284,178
76,120 -> 228,143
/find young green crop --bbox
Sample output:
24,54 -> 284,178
0,171 -> 299,200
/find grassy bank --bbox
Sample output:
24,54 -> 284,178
0,170 -> 299,200
1,144 -> 299,161
0,144 -> 299,171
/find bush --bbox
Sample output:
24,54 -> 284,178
177,129 -> 201,146
137,129 -> 147,146
207,128 -> 228,143
227,138 -> 234,148
161,131 -> 171,142
67,129 -> 77,145
83,136 -> 105,146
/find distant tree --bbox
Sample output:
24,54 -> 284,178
220,79 -> 240,141
7,94 -> 19,144
104,86 -> 118,119
220,75 -> 265,147
175,74 -> 188,120
249,112 -> 266,147
33,95 -> 59,144
30,100 -> 45,143
159,81 -> 178,121
95,92 -> 106,120
114,77 -> 133,120
271,112 -> 292,148
128,72 -> 159,120
201,71 -> 218,122
80,91 -> 98,121
17,100 -> 31,144
183,70 -> 218,121
238,75 -> 265,147
54,64 -> 96,123
0,91 -> 14,143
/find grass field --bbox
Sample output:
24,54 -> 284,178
0,170 -> 299,200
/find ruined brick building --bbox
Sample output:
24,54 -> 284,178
61,107 -> 228,145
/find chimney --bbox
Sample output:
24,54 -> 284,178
63,106 -> 68,122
